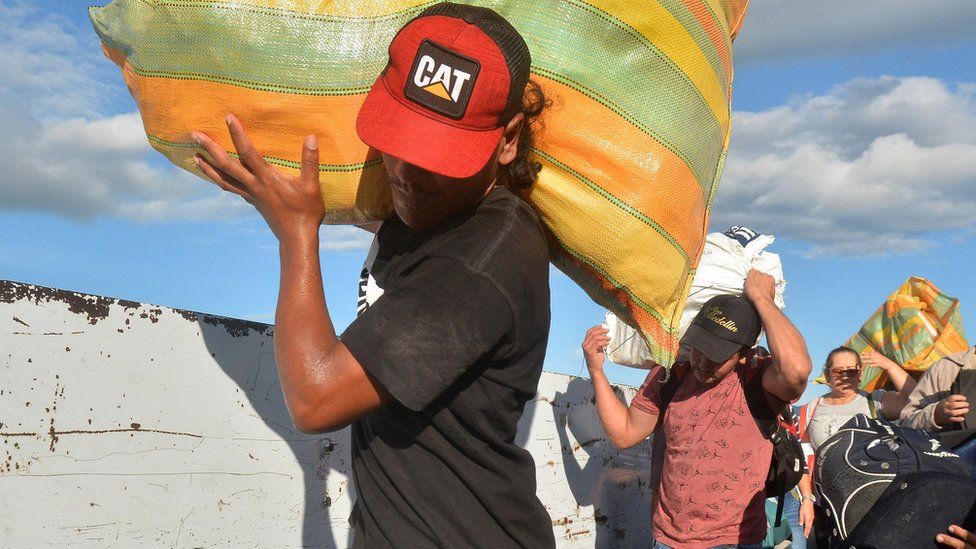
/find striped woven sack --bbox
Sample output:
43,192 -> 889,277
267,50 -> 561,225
89,0 -> 749,365
816,277 -> 969,391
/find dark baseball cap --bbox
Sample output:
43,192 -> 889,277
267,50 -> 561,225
356,2 -> 531,178
681,295 -> 762,363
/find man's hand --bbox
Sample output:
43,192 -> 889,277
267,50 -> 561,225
744,269 -> 776,305
861,350 -> 899,372
192,113 -> 325,244
798,500 -> 815,538
582,326 -> 611,375
934,394 -> 970,426
938,524 -> 976,548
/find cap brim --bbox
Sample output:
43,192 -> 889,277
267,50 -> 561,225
356,78 -> 504,179
680,323 -> 742,363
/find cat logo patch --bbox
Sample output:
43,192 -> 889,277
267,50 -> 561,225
404,40 -> 480,119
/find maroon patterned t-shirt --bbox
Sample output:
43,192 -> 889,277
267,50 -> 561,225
631,353 -> 774,548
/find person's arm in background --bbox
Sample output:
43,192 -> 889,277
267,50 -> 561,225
744,270 -> 813,403
861,350 -> 917,420
797,472 -> 815,538
582,326 -> 660,449
901,356 -> 967,430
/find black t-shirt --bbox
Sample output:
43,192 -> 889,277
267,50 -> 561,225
341,187 -> 555,548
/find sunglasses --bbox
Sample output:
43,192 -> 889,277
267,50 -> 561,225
828,368 -> 861,378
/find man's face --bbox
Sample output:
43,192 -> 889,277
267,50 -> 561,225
689,346 -> 744,385
381,149 -> 499,231
826,352 -> 861,394
380,113 -> 523,231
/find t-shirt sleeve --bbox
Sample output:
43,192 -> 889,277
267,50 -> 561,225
341,256 -> 514,412
630,365 -> 667,415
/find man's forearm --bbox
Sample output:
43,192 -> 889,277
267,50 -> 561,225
902,402 -> 940,430
755,298 -> 812,402
274,231 -> 338,420
900,359 -> 955,430
590,369 -> 636,447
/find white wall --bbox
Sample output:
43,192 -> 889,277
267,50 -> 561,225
0,280 -> 653,547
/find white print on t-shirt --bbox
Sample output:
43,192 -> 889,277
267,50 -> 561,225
357,235 -> 385,316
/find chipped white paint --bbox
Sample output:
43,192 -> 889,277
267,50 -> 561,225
0,280 -> 653,547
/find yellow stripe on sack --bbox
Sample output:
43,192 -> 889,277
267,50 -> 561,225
584,0 -> 730,132
119,59 -> 372,167
174,0 -> 433,19
527,156 -> 691,321
533,76 -> 707,259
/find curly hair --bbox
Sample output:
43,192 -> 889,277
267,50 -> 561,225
503,79 -> 551,190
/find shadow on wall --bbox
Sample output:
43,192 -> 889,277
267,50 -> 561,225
196,315 -> 353,549
549,376 -> 654,548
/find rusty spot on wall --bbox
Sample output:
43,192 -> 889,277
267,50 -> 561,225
201,315 -> 272,338
1,280 -> 275,338
1,281 -> 112,325
173,308 -> 199,322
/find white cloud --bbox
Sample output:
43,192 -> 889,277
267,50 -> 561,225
735,0 -> 976,63
319,225 -> 375,251
714,76 -> 976,255
0,3 -> 248,222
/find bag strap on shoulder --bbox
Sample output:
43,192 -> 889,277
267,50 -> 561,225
798,397 -> 820,441
742,364 -> 786,439
865,390 -> 878,420
658,361 -> 690,416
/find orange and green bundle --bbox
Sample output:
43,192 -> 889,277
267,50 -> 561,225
821,277 -> 969,391
89,0 -> 749,366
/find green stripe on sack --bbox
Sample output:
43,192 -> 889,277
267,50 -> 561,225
658,0 -> 729,92
89,0 -> 416,90
147,135 -> 384,172
91,0 -> 726,194
501,1 -> 724,191
131,65 -> 373,96
533,148 -> 690,262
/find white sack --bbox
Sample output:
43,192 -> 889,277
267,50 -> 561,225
603,226 -> 787,368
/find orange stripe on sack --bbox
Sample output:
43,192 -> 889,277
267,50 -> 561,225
119,59 -> 374,167
533,76 -> 707,259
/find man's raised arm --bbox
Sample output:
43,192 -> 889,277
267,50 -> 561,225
744,270 -> 812,403
583,326 -> 660,449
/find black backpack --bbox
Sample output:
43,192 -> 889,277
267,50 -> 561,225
814,414 -> 976,548
651,350 -> 804,525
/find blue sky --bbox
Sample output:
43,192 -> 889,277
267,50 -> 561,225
3,1 -> 976,401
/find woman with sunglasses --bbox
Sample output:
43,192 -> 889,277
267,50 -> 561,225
802,346 -> 916,449
791,346 -> 917,547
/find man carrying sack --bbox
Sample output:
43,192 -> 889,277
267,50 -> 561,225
583,270 -> 812,548
190,4 -> 555,547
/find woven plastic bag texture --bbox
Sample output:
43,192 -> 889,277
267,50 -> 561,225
602,225 -> 785,369
816,277 -> 969,391
89,0 -> 749,365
